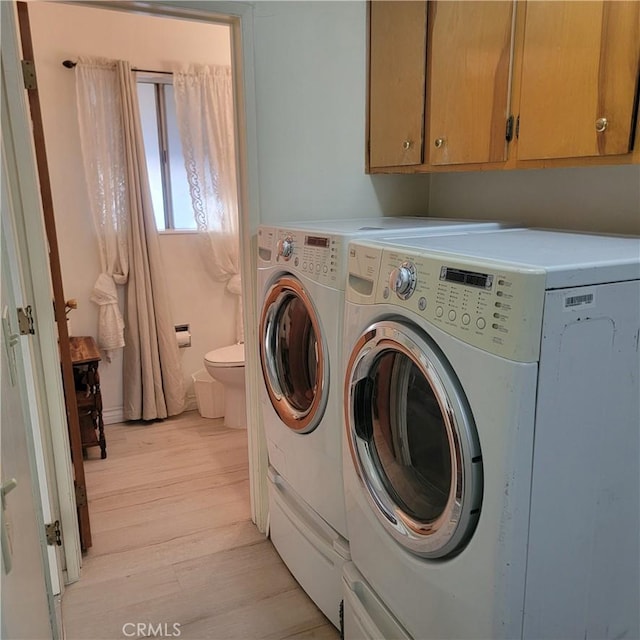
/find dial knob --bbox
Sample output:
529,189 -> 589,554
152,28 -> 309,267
277,236 -> 294,260
389,262 -> 417,300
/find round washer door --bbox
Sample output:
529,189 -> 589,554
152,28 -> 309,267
345,320 -> 483,558
260,275 -> 329,433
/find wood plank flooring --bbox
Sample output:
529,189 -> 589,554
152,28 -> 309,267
62,411 -> 340,640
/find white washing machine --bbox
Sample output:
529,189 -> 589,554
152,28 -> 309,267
342,229 -> 640,639
256,217 -> 506,628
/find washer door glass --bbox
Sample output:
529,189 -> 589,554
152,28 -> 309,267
345,320 -> 483,558
260,276 -> 328,433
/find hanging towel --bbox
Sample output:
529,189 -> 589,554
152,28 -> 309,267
89,272 -> 125,361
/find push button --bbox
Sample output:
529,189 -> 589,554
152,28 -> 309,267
476,317 -> 486,330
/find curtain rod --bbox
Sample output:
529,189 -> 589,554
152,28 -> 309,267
62,60 -> 172,75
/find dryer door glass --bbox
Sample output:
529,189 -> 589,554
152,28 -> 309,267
260,276 -> 328,433
370,350 -> 451,522
346,320 -> 483,558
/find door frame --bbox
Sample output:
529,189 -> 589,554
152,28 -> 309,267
68,0 -> 268,534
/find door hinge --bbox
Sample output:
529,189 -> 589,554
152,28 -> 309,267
21,60 -> 37,91
75,483 -> 87,507
505,115 -> 514,142
45,520 -> 62,546
16,306 -> 35,335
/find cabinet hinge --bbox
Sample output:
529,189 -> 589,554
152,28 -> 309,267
516,115 -> 520,140
75,483 -> 87,507
505,115 -> 514,142
16,306 -> 35,335
21,60 -> 37,91
45,520 -> 62,546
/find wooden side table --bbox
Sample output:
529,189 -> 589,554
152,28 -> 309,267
69,336 -> 107,459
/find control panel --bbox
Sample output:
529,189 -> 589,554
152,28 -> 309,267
257,226 -> 346,287
347,241 -> 547,363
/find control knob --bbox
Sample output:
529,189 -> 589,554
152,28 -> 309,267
277,236 -> 294,260
389,261 -> 417,300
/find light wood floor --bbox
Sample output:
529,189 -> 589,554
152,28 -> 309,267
62,411 -> 340,640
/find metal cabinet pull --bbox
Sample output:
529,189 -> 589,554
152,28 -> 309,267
595,117 -> 608,133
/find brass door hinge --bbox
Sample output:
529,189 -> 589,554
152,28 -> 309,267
21,60 -> 37,91
75,483 -> 87,507
45,520 -> 62,546
17,306 -> 35,335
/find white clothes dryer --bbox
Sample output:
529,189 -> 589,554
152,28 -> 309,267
342,229 -> 640,639
257,217 -> 506,628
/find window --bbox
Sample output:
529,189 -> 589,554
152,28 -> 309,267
137,78 -> 196,231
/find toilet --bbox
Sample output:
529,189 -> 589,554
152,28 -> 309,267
203,343 -> 247,429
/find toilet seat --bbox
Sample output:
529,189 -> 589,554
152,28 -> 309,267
204,343 -> 245,368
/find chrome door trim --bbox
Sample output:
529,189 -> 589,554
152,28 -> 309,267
260,275 -> 328,433
344,320 -> 483,558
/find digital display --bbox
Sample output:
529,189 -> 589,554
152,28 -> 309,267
440,266 -> 493,289
306,235 -> 330,248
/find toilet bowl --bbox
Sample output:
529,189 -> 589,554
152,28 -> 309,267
204,343 -> 246,429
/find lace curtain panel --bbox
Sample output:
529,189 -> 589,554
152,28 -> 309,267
75,58 -> 128,359
75,58 -> 185,420
173,64 -> 244,343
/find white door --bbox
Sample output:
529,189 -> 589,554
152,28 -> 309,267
1,233 -> 55,638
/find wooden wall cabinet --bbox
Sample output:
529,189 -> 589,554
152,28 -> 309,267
368,0 -> 427,168
516,1 -> 640,162
367,0 -> 640,173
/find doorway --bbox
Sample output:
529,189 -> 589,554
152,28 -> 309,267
22,0 -> 267,600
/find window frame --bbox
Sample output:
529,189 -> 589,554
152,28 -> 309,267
136,73 -> 184,231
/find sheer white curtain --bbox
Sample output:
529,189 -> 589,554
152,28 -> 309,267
75,57 -> 185,420
173,64 -> 243,343
75,58 -> 128,361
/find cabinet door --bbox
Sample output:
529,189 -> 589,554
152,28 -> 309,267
427,1 -> 515,166
368,1 -> 427,169
518,1 -> 640,161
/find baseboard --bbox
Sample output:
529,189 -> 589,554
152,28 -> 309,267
184,394 -> 198,412
103,398 -> 198,425
102,406 -> 124,425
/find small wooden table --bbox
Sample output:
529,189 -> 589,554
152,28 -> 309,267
69,336 -> 106,459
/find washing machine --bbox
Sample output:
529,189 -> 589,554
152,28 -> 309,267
257,217 -> 506,628
342,229 -> 640,639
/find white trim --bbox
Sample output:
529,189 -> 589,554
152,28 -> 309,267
1,0 -> 82,583
102,407 -> 125,426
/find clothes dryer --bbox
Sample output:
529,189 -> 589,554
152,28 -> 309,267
257,217 -> 505,628
342,229 -> 639,639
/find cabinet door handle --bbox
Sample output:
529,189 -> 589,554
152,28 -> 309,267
595,118 -> 608,133
402,140 -> 412,150
434,138 -> 445,149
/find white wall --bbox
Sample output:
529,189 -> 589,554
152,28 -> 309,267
249,1 -> 431,222
429,165 -> 640,235
28,2 -> 234,419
